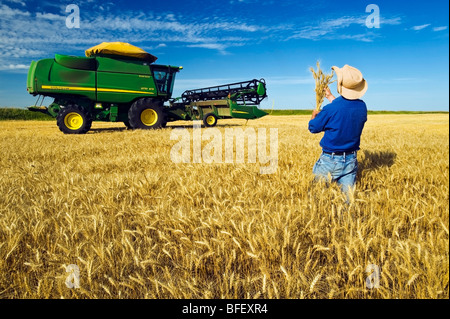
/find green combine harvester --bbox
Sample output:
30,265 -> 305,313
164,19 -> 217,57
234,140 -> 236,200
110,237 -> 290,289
27,42 -> 268,134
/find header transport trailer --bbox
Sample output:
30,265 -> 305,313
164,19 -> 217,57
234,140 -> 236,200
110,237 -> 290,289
27,42 -> 268,134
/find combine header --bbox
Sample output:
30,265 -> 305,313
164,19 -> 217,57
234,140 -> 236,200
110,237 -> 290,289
168,79 -> 268,127
26,42 -> 268,134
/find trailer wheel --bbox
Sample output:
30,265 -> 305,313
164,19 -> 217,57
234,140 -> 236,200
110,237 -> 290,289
203,113 -> 218,127
57,104 -> 92,134
128,98 -> 166,129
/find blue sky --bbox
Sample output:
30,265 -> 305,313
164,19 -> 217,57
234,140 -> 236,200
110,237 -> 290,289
0,0 -> 448,111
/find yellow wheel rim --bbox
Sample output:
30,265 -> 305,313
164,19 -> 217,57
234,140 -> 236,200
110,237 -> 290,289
141,109 -> 158,126
206,115 -> 215,125
64,112 -> 83,130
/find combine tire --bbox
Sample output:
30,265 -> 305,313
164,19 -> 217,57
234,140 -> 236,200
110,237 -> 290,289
128,98 -> 166,129
203,113 -> 218,127
57,104 -> 92,134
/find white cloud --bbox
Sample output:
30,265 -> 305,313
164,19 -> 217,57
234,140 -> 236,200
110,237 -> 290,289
36,12 -> 65,21
26,10 -> 257,56
187,43 -> 231,55
0,47 -> 45,58
380,17 -> 402,26
0,4 -> 30,16
0,2 -> 263,64
3,0 -> 26,7
411,24 -> 431,31
0,3 -> 405,71
288,15 -> 401,41
0,64 -> 29,70
433,26 -> 448,31
289,16 -> 362,40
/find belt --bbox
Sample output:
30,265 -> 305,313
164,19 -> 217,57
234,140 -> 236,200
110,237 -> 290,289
323,151 -> 356,156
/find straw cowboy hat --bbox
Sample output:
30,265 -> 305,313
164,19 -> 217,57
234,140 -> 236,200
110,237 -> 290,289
331,65 -> 368,100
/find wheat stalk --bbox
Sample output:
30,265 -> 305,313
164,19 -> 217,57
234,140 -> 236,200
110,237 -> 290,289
310,60 -> 335,111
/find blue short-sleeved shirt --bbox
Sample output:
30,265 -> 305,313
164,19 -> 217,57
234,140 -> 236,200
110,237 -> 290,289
308,96 -> 367,153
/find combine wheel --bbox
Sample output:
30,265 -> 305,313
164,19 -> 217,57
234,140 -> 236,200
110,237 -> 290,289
56,104 -> 92,134
203,113 -> 218,127
128,98 -> 166,129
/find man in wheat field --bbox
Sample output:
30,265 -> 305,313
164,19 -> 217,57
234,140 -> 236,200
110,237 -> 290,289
308,65 -> 368,198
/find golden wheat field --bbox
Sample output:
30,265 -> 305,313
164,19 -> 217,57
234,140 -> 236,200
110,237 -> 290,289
0,114 -> 448,299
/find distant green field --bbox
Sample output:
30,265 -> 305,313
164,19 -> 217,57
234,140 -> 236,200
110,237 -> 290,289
0,107 -> 447,121
263,109 -> 312,115
367,110 -> 448,115
0,108 -> 53,121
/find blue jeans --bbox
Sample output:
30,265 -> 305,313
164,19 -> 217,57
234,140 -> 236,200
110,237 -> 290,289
312,151 -> 358,194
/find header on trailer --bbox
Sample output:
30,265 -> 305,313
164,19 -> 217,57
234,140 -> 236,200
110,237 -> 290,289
181,79 -> 267,105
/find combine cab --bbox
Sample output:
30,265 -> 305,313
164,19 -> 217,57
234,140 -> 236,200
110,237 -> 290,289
27,42 -> 268,134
